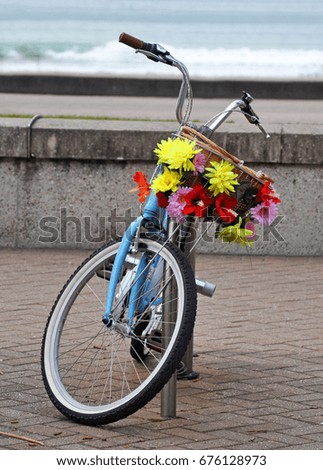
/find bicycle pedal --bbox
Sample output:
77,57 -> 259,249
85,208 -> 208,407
146,329 -> 162,352
176,361 -> 200,380
195,277 -> 216,297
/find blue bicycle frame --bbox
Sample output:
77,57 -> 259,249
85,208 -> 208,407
103,188 -> 168,331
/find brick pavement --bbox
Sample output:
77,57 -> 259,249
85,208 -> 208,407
0,248 -> 322,450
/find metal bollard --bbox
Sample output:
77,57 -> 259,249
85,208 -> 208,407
160,219 -> 216,417
180,221 -> 199,379
160,219 -> 198,418
161,219 -> 178,418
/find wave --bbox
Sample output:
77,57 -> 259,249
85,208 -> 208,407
1,41 -> 323,78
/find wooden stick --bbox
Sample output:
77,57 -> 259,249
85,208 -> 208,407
0,430 -> 44,446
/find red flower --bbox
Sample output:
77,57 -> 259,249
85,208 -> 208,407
133,171 -> 151,203
182,184 -> 213,218
156,191 -> 169,208
215,193 -> 238,223
257,181 -> 281,206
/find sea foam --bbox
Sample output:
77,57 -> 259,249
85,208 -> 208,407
1,41 -> 323,78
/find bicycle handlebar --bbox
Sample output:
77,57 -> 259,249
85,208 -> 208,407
119,32 -> 270,137
119,32 -> 193,125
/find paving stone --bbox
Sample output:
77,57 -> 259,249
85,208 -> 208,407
0,249 -> 322,450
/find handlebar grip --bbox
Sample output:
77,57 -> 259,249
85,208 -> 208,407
119,32 -> 145,50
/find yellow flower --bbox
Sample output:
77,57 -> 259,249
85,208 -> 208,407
154,137 -> 202,172
219,217 -> 254,247
150,167 -> 181,193
205,160 -> 239,196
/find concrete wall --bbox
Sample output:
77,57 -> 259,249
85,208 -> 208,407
1,117 -> 322,255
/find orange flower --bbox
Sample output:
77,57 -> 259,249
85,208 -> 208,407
133,172 -> 151,203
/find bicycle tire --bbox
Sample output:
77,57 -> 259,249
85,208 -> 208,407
41,235 -> 197,425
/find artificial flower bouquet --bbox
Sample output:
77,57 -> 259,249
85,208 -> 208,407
133,126 -> 280,247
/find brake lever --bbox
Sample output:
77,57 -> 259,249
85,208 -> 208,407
136,45 -> 175,66
240,92 -> 270,139
256,122 -> 271,139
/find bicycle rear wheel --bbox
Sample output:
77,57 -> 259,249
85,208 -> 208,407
41,235 -> 197,425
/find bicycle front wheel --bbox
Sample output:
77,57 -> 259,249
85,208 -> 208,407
41,235 -> 197,425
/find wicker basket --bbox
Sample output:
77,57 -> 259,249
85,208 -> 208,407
180,125 -> 273,188
179,125 -> 273,216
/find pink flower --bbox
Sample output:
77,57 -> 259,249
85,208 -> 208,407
193,152 -> 207,175
166,187 -> 192,223
250,200 -> 279,226
245,221 -> 257,240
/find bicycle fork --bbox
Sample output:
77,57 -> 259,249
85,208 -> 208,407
102,192 -> 166,331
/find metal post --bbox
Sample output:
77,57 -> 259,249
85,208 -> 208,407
160,364 -> 177,418
160,218 -> 200,418
160,251 -> 177,418
180,220 -> 199,379
183,237 -> 195,372
161,219 -> 178,418
27,114 -> 42,158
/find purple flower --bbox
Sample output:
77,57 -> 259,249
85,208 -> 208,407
193,152 -> 207,175
166,187 -> 192,223
245,221 -> 257,240
250,200 -> 279,226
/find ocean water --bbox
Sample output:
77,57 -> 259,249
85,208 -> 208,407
1,0 -> 323,78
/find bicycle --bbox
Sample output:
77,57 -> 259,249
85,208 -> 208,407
41,32 -> 277,426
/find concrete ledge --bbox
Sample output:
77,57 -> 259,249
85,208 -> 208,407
0,118 -> 322,255
1,118 -> 323,165
1,74 -> 323,99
